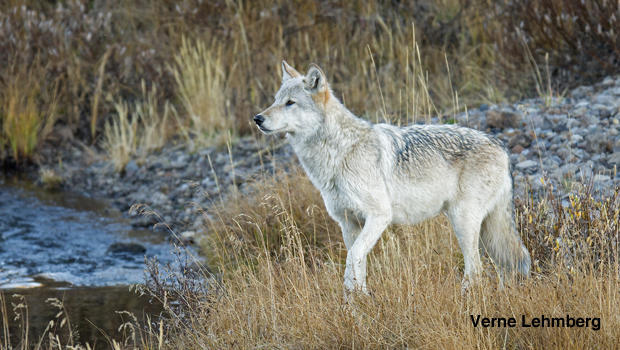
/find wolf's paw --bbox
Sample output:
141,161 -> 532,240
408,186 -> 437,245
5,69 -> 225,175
344,278 -> 369,293
460,276 -> 478,295
460,279 -> 471,296
343,287 -> 372,308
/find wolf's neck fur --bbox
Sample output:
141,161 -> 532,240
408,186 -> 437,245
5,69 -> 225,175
287,97 -> 371,192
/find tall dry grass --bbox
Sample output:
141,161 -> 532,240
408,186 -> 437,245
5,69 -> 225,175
171,37 -> 231,148
102,81 -> 173,172
0,62 -> 57,162
3,0 -> 616,164
1,295 -> 77,350
0,293 -> 166,350
133,168 -> 618,349
491,0 -> 619,87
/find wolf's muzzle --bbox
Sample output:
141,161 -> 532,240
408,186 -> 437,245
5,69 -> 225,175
253,114 -> 265,126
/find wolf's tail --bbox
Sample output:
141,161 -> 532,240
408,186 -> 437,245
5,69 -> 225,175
480,187 -> 531,277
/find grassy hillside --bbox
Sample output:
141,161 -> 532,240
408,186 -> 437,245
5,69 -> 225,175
1,0 -> 617,166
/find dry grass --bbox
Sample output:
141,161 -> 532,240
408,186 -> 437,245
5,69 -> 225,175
1,295 -> 77,350
491,0 -> 619,86
3,0 -> 616,164
0,293 -> 166,350
0,62 -> 57,162
38,168 -> 63,190
1,170 -> 616,348
171,37 -> 231,148
132,168 -> 618,349
1,0 -> 618,348
102,81 -> 173,172
102,99 -> 137,172
203,167 -> 343,270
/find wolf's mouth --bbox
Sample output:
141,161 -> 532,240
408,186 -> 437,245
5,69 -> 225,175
258,126 -> 285,134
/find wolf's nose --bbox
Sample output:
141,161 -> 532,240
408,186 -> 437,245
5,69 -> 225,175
253,114 -> 265,126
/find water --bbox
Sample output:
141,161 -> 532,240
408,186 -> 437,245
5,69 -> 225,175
0,175 -> 180,344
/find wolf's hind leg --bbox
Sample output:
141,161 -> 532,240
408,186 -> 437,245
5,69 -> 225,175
344,215 -> 390,293
447,204 -> 485,288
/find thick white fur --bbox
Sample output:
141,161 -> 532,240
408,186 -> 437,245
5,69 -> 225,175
256,61 -> 530,293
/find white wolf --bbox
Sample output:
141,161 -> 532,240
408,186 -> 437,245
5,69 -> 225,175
254,61 -> 530,293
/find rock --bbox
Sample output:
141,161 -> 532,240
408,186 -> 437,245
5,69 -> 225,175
516,160 -> 537,170
511,144 -> 524,154
151,191 -> 170,206
572,106 -> 588,117
570,86 -> 592,99
509,133 -> 532,149
551,121 -> 568,133
180,230 -> 197,244
593,174 -> 611,182
602,76 -> 614,85
107,242 -> 146,256
170,156 -> 188,169
593,94 -> 616,106
585,134 -> 609,154
592,104 -> 612,118
124,160 -> 139,177
486,109 -> 522,129
131,214 -> 159,228
608,153 -> 620,166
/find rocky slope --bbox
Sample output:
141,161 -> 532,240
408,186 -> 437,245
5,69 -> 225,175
40,76 -> 620,234
456,76 -> 619,196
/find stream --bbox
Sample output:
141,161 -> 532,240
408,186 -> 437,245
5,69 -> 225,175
0,175 -> 181,345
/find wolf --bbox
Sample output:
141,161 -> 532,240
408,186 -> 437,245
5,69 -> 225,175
254,61 -> 531,293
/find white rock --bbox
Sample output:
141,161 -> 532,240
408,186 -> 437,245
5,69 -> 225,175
181,230 -> 196,239
574,100 -> 589,108
607,153 -> 620,165
516,160 -> 537,170
593,174 -> 611,182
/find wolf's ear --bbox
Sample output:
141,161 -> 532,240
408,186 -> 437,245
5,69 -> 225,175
282,60 -> 301,81
304,64 -> 328,93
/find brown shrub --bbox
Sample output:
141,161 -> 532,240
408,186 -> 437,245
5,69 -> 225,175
485,0 -> 619,87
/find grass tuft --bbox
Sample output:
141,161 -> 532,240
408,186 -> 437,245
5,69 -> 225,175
171,37 -> 230,148
0,63 -> 57,163
102,81 -> 173,172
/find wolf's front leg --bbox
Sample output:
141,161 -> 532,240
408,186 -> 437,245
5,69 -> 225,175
344,215 -> 391,293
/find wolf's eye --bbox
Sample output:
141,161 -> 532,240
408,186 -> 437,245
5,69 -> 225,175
285,100 -> 295,106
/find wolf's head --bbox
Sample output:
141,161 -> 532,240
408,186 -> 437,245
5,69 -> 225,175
254,61 -> 330,137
